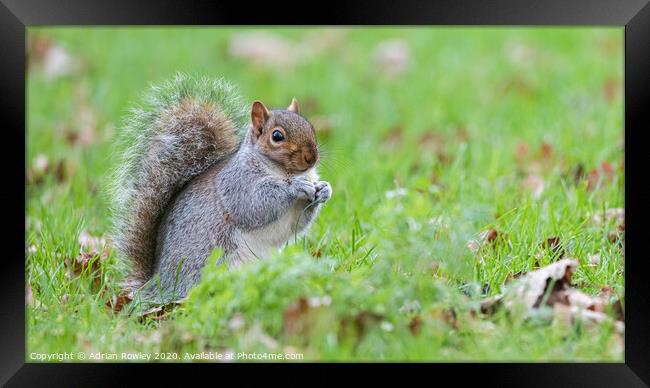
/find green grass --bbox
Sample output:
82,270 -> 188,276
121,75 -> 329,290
26,27 -> 624,361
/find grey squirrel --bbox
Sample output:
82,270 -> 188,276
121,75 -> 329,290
110,74 -> 332,305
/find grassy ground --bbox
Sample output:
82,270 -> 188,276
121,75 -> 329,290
26,27 -> 624,361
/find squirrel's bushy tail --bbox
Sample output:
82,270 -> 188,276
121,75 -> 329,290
110,73 -> 248,292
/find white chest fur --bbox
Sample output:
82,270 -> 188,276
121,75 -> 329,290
237,168 -> 319,262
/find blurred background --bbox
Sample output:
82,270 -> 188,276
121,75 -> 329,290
25,28 -> 624,360
26,27 -> 623,231
26,27 -> 623,275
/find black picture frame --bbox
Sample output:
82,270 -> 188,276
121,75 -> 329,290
4,0 -> 649,385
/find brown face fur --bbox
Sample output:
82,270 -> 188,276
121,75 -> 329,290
250,100 -> 318,173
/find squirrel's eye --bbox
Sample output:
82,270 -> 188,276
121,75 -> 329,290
271,130 -> 285,142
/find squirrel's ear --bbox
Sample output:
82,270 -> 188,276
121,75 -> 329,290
287,97 -> 300,113
251,100 -> 270,140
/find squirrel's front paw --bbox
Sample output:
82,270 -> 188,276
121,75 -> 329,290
313,181 -> 332,204
291,176 -> 316,202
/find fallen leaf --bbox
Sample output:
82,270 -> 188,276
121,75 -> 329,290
26,283 -> 42,309
338,310 -> 384,344
301,96 -> 321,113
454,126 -> 470,142
553,303 -> 624,333
521,173 -> 545,198
283,296 -> 332,338
479,295 -> 503,315
106,291 -> 134,312
538,142 -> 553,160
78,230 -> 107,255
419,129 -> 450,165
592,208 -> 625,246
28,33 -> 54,66
572,163 -> 586,184
374,39 -> 411,77
499,75 -> 535,98
64,247 -> 108,288
310,115 -> 333,136
299,29 -> 346,57
515,142 -> 529,163
535,237 -> 565,264
228,32 -> 295,68
588,254 -> 601,267
60,84 -> 100,148
603,77 -> 621,103
408,315 -> 422,336
429,307 -> 459,330
28,33 -> 81,79
228,313 -> 246,331
381,124 -> 405,148
480,258 -> 624,331
467,228 -> 508,254
243,322 -> 279,350
27,155 -> 69,185
611,299 -> 624,322
504,40 -> 537,66
584,161 -> 617,191
592,208 -> 624,227
506,258 -> 579,310
504,271 -> 524,285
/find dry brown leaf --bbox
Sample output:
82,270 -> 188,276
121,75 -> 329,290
538,142 -> 553,160
592,208 -> 624,227
106,291 -> 134,312
479,295 -> 503,315
27,155 -> 69,185
228,32 -> 295,68
28,34 -> 54,65
499,75 -> 535,98
592,208 -> 625,246
283,296 -> 332,338
244,323 -> 279,350
417,131 -> 454,165
467,228 -> 508,254
374,39 -> 411,77
380,124 -> 405,148
228,313 -> 246,331
535,237 -> 566,265
521,173 -> 545,198
429,307 -> 459,330
572,163 -> 586,185
585,161 -> 617,191
408,315 -> 423,336
504,40 -> 537,65
26,283 -> 42,310
59,84 -> 101,148
64,247 -> 108,288
28,33 -> 79,78
515,142 -> 530,163
588,254 -> 601,267
43,44 -> 75,78
554,303 -> 624,333
338,310 -> 384,344
603,77 -> 621,103
480,258 -> 624,331
299,29 -> 346,57
419,131 -> 444,150
505,258 -> 579,310
78,230 -> 107,255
